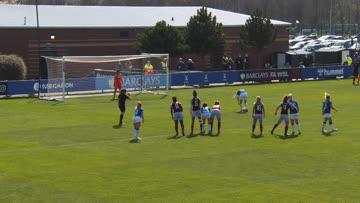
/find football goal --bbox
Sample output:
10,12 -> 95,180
40,53 -> 170,101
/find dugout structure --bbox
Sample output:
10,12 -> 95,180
41,53 -> 169,101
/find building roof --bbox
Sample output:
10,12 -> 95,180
0,5 -> 290,29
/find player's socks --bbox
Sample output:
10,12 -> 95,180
271,124 -> 278,134
217,122 -> 221,135
209,123 -> 214,134
208,125 -> 211,134
190,123 -> 194,135
296,124 -> 301,134
260,125 -> 263,136
252,125 -> 255,133
284,126 -> 289,137
175,124 -> 179,136
134,129 -> 138,139
321,122 -> 326,132
330,124 -> 337,131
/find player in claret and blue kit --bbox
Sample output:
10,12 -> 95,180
170,96 -> 185,137
322,94 -> 338,134
288,94 -> 301,135
252,96 -> 265,136
132,101 -> 144,142
271,96 -> 290,137
190,90 -> 202,136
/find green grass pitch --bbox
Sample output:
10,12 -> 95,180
0,79 -> 359,202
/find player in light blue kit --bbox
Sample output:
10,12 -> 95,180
322,93 -> 338,134
132,101 -> 144,142
288,94 -> 301,135
201,103 -> 211,135
235,89 -> 249,112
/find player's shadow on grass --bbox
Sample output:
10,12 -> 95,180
322,131 -> 337,137
167,135 -> 183,140
251,134 -> 264,139
274,133 -> 299,140
186,133 -> 201,138
112,125 -> 121,129
129,139 -> 141,144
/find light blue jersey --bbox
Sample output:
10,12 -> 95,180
201,107 -> 211,114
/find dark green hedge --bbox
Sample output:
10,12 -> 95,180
0,55 -> 27,80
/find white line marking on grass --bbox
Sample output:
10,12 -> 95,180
55,134 -> 174,148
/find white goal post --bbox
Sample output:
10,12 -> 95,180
40,53 -> 170,101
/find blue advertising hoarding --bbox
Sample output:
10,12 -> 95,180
170,71 -> 241,87
7,80 -> 37,95
300,66 -> 352,79
238,68 -> 301,82
1,66 -> 354,96
0,81 -> 7,95
95,74 -> 169,91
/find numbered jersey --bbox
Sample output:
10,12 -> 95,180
191,98 -> 201,111
171,102 -> 183,113
254,102 -> 264,114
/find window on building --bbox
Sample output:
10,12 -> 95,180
120,31 -> 129,39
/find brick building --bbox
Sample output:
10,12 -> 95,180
0,5 -> 290,79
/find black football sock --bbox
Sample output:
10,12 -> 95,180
217,122 -> 221,134
271,124 -> 278,133
285,126 -> 289,136
120,114 -> 124,124
175,121 -> 179,135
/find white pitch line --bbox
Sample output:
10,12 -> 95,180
53,133 -> 176,148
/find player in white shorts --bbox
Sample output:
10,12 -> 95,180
287,94 -> 301,135
132,101 -> 144,142
235,89 -> 249,112
322,93 -> 338,134
201,103 -> 211,135
209,101 -> 221,135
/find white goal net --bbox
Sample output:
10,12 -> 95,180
40,53 -> 169,101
